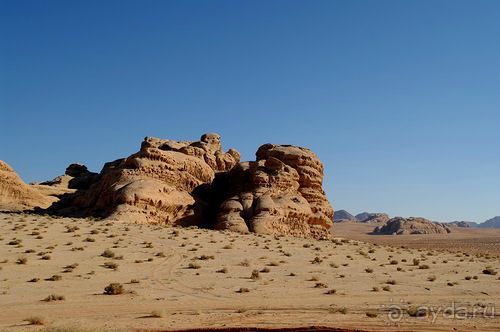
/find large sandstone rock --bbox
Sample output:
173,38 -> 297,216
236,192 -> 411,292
49,134 -> 334,239
214,144 -> 333,239
373,217 -> 451,235
57,133 -> 240,226
0,160 -> 56,210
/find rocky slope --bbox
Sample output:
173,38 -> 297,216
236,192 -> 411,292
373,217 -> 451,235
49,133 -> 334,239
0,160 -> 56,210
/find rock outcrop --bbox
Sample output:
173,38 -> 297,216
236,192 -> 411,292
358,213 -> 390,223
50,134 -> 334,239
214,144 -> 333,239
447,221 -> 477,228
55,133 -> 239,226
373,217 -> 451,235
0,160 -> 56,210
334,210 -> 356,222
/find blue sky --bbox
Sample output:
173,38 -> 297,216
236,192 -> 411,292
1,0 -> 499,223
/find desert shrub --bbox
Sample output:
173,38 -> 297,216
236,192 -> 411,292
365,268 -> 373,273
413,258 -> 420,266
150,310 -> 164,318
407,306 -> 427,317
483,267 -> 497,275
103,262 -> 118,270
101,249 -> 115,258
28,277 -> 40,282
217,267 -> 228,274
325,289 -> 337,294
25,316 -> 46,325
188,262 -> 201,269
314,282 -> 328,288
251,270 -> 260,280
197,255 -> 214,260
427,275 -> 436,282
366,311 -> 378,318
311,257 -> 323,264
41,255 -> 51,260
419,264 -> 430,269
46,275 -> 62,281
104,283 -> 124,295
42,294 -> 65,302
386,279 -> 397,285
382,285 -> 391,291
260,267 -> 270,273
372,286 -> 379,292
390,260 -> 398,265
16,257 -> 28,264
236,287 -> 250,293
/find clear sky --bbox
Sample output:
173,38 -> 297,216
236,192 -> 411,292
1,0 -> 499,223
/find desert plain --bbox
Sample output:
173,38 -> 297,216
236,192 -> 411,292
0,212 -> 498,332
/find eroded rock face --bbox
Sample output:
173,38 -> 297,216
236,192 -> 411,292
0,160 -> 56,210
373,217 -> 451,235
59,134 -> 239,226
215,144 -> 333,239
48,134 -> 333,239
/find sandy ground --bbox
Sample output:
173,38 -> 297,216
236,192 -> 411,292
0,213 -> 498,332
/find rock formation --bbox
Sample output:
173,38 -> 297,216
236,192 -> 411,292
358,213 -> 390,223
373,217 -> 451,235
0,160 -> 56,210
447,221 -> 477,228
214,144 -> 333,239
334,210 -> 356,222
50,134 -> 334,239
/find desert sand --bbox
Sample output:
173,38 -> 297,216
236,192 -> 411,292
0,212 -> 498,331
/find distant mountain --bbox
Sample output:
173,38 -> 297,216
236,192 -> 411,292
334,210 -> 356,221
479,216 -> 500,228
355,212 -> 389,223
447,221 -> 478,228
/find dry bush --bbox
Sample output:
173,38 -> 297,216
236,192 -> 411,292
103,262 -> 119,270
236,287 -> 250,293
25,316 -> 46,325
104,283 -> 124,295
101,249 -> 115,258
42,294 -> 65,302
